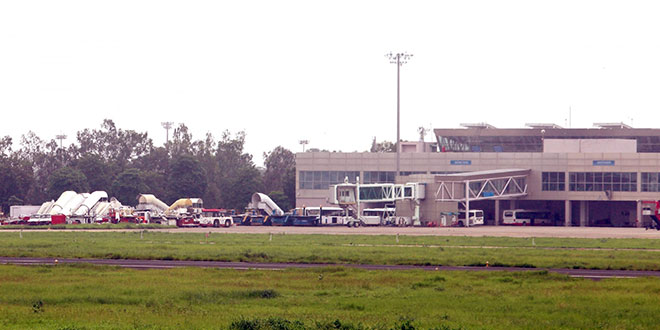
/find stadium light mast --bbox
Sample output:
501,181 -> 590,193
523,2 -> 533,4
299,140 -> 309,152
161,122 -> 174,145
386,52 -> 413,177
55,134 -> 67,149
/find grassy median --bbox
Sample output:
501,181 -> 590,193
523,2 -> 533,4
1,231 -> 660,270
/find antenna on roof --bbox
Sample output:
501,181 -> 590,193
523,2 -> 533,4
418,125 -> 432,142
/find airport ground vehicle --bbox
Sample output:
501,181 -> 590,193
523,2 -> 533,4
502,209 -> 552,226
457,209 -> 485,226
303,207 -> 351,226
197,209 -> 233,227
640,201 -> 660,230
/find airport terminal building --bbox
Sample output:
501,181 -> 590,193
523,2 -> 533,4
295,123 -> 660,227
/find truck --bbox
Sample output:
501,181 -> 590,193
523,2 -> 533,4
197,209 -> 233,227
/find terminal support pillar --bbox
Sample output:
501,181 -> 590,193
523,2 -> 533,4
564,200 -> 571,227
510,200 -> 517,210
636,200 -> 642,228
464,180 -> 470,227
579,201 -> 588,227
494,199 -> 500,226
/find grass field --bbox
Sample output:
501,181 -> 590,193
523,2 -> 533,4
0,264 -> 658,329
1,231 -> 660,270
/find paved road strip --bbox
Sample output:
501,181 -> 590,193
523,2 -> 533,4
1,257 -> 658,280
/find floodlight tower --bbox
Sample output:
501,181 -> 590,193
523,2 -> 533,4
386,52 -> 413,177
161,122 -> 174,145
299,140 -> 309,152
55,134 -> 67,149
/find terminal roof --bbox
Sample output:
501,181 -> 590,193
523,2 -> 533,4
525,123 -> 563,129
460,122 -> 496,129
593,122 -> 633,129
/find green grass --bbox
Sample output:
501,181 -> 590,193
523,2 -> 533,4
0,264 -> 658,329
1,232 -> 660,270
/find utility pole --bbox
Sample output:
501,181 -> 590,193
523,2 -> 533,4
55,134 -> 67,149
386,52 -> 413,177
161,122 -> 173,145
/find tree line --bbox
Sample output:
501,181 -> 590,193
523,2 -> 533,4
0,119 -> 295,214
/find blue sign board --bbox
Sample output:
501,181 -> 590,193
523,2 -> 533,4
450,160 -> 472,165
593,160 -> 615,166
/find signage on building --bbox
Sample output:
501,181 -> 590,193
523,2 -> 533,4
593,160 -> 615,166
450,160 -> 472,165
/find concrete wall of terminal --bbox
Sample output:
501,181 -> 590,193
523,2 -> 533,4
295,152 -> 660,227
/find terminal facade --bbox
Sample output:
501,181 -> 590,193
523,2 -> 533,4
295,123 -> 660,227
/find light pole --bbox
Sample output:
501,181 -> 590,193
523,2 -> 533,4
161,122 -> 173,145
55,134 -> 67,149
299,140 -> 309,152
386,52 -> 413,177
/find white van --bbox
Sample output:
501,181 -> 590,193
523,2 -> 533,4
457,209 -> 484,226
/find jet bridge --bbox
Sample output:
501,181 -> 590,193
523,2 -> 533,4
329,180 -> 425,225
434,169 -> 530,227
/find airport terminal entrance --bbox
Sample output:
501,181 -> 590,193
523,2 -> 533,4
468,199 -> 637,227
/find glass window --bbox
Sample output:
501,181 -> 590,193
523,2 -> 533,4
542,172 -> 565,191
642,172 -> 660,192
569,172 -> 637,192
363,171 -> 396,184
299,171 -> 361,190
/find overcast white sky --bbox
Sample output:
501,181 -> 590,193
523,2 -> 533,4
2,1 -> 660,165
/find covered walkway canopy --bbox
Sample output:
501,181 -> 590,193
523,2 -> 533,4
434,168 -> 530,202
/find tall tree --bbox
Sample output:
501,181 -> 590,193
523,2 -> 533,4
0,136 -> 12,157
224,165 -> 263,210
167,123 -> 193,157
192,132 -> 221,208
134,146 -> 170,202
76,119 -> 153,171
265,190 -> 291,212
282,166 -> 296,209
370,137 -> 396,152
20,132 -> 64,203
216,130 -> 263,209
72,155 -> 115,192
167,155 -> 207,201
263,146 -> 295,205
47,167 -> 89,199
111,169 -> 147,206
0,157 -> 34,214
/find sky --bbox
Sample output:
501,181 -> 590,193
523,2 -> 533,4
2,1 -> 660,165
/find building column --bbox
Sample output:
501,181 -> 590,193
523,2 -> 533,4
579,201 -> 588,227
494,199 -> 500,226
564,200 -> 571,227
464,181 -> 470,227
636,200 -> 643,228
510,199 -> 517,209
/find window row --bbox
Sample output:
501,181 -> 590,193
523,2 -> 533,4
641,172 -> 660,192
541,172 -> 565,191
299,171 -> 399,189
299,171 -> 359,190
363,171 -> 396,184
569,172 -> 637,192
400,171 -> 427,176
